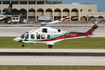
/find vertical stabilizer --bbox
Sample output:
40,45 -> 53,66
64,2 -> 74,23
86,24 -> 99,34
3,2 -> 13,15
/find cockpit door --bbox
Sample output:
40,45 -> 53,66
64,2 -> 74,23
24,33 -> 29,41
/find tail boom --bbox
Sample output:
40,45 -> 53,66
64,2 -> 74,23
86,24 -> 99,34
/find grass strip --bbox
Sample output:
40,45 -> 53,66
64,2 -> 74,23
0,66 -> 105,70
0,37 -> 105,49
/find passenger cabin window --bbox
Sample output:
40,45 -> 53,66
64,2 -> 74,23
31,34 -> 35,39
47,35 -> 50,39
16,18 -> 18,20
42,28 -> 47,33
13,18 -> 15,20
36,34 -> 40,39
41,34 -> 45,39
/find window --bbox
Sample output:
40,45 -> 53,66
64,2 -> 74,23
88,9 -> 91,12
37,1 -> 44,4
13,18 -> 15,20
28,1 -> 36,4
47,35 -> 50,39
41,34 -> 45,39
20,1 -> 27,4
21,33 -> 25,38
3,1 -> 10,4
36,34 -> 40,39
25,34 -> 29,38
80,9 -> 82,12
16,18 -> 18,20
46,1 -> 62,4
31,34 -> 35,39
11,1 -> 18,4
42,28 -> 47,33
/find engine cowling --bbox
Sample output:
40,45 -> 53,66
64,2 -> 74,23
41,22 -> 46,26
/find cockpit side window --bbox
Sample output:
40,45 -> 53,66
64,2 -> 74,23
36,34 -> 40,39
31,34 -> 35,39
42,28 -> 47,33
21,33 -> 25,38
25,34 -> 29,38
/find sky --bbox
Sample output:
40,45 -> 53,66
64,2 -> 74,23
62,0 -> 105,11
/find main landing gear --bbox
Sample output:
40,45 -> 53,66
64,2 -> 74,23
48,45 -> 53,49
22,43 -> 24,47
21,43 -> 53,49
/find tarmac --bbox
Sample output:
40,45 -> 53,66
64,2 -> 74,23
0,21 -> 105,37
0,49 -> 105,65
0,22 -> 105,65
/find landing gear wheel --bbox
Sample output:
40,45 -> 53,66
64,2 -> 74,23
22,43 -> 24,47
22,45 -> 24,47
48,45 -> 53,49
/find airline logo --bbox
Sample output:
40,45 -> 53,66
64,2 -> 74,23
8,7 -> 12,13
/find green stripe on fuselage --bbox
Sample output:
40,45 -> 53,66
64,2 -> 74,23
27,31 -> 70,41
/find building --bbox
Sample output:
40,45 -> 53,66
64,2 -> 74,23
0,0 -> 105,21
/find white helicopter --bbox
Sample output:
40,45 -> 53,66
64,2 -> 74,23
40,17 -> 77,26
13,17 -> 99,48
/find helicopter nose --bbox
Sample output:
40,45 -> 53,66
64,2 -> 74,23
13,37 -> 22,42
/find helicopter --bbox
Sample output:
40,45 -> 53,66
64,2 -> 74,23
13,18 -> 99,48
40,16 -> 78,26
